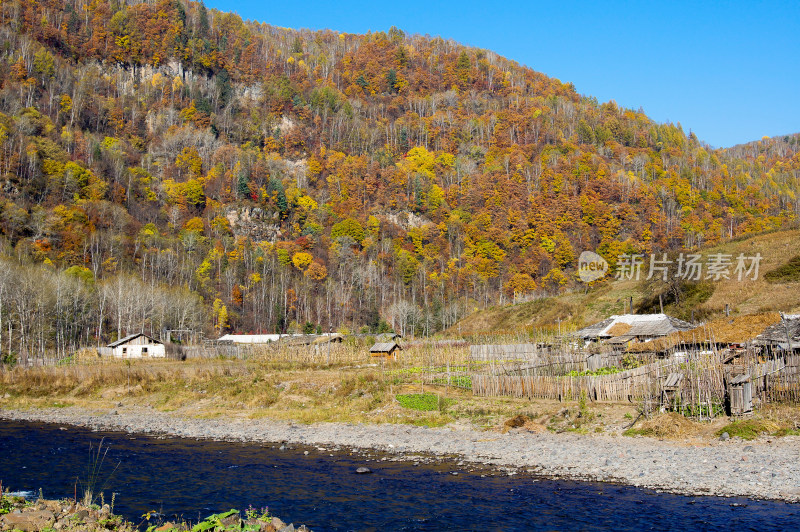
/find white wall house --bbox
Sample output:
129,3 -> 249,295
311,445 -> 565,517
107,333 -> 166,358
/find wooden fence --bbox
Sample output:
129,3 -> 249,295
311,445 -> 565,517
501,356 -> 587,376
13,356 -> 65,367
472,350 -> 800,416
472,360 -> 677,403
765,373 -> 800,403
761,356 -> 800,403
184,344 -> 253,359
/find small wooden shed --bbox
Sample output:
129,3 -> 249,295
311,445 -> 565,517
728,373 -> 753,417
369,342 -> 402,359
107,333 -> 165,359
660,372 -> 684,411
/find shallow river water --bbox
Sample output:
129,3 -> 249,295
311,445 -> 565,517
1,419 -> 799,531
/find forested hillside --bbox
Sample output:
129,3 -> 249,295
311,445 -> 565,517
0,0 -> 797,355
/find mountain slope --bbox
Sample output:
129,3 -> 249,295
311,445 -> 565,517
0,0 -> 797,350
450,229 -> 800,336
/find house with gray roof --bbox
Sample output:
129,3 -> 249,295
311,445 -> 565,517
369,342 -> 402,358
106,333 -> 165,358
573,314 -> 695,348
753,315 -> 800,353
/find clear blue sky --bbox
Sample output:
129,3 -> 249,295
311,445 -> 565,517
204,0 -> 799,148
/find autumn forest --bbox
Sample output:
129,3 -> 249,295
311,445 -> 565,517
0,0 -> 797,357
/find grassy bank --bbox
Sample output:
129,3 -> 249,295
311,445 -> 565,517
0,492 -> 300,531
0,350 -> 634,433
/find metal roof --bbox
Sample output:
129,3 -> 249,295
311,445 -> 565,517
107,333 -> 162,347
370,342 -> 401,352
753,317 -> 800,346
218,334 -> 283,343
573,317 -> 615,338
574,314 -> 695,340
606,335 -> 635,345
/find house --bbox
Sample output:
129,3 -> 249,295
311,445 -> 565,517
375,332 -> 402,343
312,333 -> 344,345
107,333 -> 165,359
626,312 -> 783,356
369,342 -> 402,358
217,334 -> 285,344
573,314 -> 695,347
217,333 -> 342,345
753,315 -> 800,354
281,333 -> 345,346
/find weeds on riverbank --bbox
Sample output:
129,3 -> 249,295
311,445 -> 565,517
0,493 -> 136,531
0,493 -> 299,532
140,506 -> 304,532
715,419 -> 782,440
12,350 -> 800,440
79,438 -> 119,508
0,353 -> 633,431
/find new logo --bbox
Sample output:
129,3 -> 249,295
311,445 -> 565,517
578,251 -> 609,283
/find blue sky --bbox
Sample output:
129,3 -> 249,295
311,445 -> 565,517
204,0 -> 799,148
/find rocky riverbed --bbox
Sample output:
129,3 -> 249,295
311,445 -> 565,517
2,406 -> 799,503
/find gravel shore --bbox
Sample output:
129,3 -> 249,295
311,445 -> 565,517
3,406 -> 799,503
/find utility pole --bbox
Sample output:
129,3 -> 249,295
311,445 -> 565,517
327,324 -> 331,365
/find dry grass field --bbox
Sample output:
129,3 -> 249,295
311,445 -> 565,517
3,341 -> 800,443
0,343 -> 640,433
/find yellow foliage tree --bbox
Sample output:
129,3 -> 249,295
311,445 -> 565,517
175,147 -> 203,178
213,298 -> 229,334
292,251 -> 313,270
305,261 -> 327,281
183,217 -> 204,233
505,273 -> 537,298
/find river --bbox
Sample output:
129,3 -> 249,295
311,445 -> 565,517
1,420 -> 799,530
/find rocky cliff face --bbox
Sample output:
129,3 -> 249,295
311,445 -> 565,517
226,207 -> 282,242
